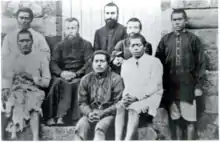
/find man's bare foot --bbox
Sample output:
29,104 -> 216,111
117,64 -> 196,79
46,118 -> 56,126
57,117 -> 64,125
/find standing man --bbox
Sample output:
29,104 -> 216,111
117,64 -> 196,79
115,33 -> 163,140
94,2 -> 127,54
2,7 -> 50,61
74,50 -> 124,140
46,18 -> 93,125
111,18 -> 152,74
155,9 -> 206,140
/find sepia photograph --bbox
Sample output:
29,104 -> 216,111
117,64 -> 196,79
1,0 -> 219,140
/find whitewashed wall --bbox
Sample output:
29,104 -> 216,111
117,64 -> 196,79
62,0 -> 162,55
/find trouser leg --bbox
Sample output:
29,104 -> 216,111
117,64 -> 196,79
56,80 -> 73,118
75,116 -> 91,140
125,109 -> 140,140
94,116 -> 114,140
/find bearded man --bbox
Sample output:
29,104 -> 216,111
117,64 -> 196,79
93,2 -> 127,54
46,18 -> 93,125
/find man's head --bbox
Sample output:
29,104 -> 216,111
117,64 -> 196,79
64,17 -> 80,39
104,2 -> 119,29
126,18 -> 142,36
128,33 -> 146,58
171,9 -> 187,32
92,50 -> 110,73
17,29 -> 33,54
16,7 -> 34,29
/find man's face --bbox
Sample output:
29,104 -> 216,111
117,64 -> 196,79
129,38 -> 145,58
17,33 -> 33,54
126,21 -> 141,36
104,6 -> 118,28
92,54 -> 108,73
171,13 -> 186,32
64,21 -> 79,39
17,12 -> 32,29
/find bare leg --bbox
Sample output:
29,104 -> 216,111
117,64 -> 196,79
125,109 -> 139,140
94,129 -> 105,140
175,122 -> 183,140
30,111 -> 40,141
11,125 -> 17,140
186,123 -> 195,140
115,105 -> 126,140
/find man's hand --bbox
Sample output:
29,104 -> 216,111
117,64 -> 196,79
195,88 -> 203,97
93,109 -> 105,119
88,112 -> 100,123
113,57 -> 123,66
61,71 -> 76,81
2,88 -> 10,102
123,93 -> 138,105
19,72 -> 34,82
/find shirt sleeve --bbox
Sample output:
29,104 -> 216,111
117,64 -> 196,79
50,43 -> 63,76
193,36 -> 206,90
103,76 -> 124,116
137,58 -> 164,100
39,56 -> 51,88
37,34 -> 51,61
76,41 -> 94,77
93,30 -> 101,51
155,36 -> 166,66
2,35 -> 12,62
78,76 -> 92,116
120,63 -> 129,97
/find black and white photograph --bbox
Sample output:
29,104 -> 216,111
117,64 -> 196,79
1,0 -> 219,140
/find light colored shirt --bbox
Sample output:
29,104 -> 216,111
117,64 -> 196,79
121,53 -> 163,117
2,50 -> 51,89
2,28 -> 50,62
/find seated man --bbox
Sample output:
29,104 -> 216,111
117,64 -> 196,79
74,50 -> 124,140
115,33 -> 163,140
2,29 -> 51,140
46,17 -> 93,125
111,18 -> 152,74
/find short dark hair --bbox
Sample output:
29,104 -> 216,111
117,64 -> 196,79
127,17 -> 142,30
104,2 -> 119,14
127,33 -> 147,46
92,50 -> 110,64
171,9 -> 187,20
15,7 -> 34,21
17,29 -> 33,41
65,17 -> 80,27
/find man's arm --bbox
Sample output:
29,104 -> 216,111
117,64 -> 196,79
155,37 -> 166,66
193,36 -> 206,90
94,30 -> 101,51
75,41 -> 94,77
138,58 -> 164,101
2,35 -> 12,62
78,76 -> 92,116
50,43 -> 63,76
36,56 -> 51,88
103,76 -> 124,116
37,34 -> 51,61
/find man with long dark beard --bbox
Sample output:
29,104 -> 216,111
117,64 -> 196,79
46,18 -> 93,125
94,2 -> 126,54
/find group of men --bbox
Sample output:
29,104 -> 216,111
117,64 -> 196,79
1,2 -> 205,141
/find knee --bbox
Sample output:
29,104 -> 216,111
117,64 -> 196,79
116,103 -> 125,114
128,109 -> 139,117
75,116 -> 90,131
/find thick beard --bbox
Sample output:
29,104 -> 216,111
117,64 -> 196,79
105,19 -> 117,29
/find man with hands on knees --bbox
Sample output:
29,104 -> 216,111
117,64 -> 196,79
115,33 -> 163,140
74,50 -> 124,140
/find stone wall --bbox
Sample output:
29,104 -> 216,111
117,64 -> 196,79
162,0 -> 218,140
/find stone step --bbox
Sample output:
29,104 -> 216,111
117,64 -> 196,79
7,108 -> 171,140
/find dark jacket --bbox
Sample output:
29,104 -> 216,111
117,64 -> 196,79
155,30 -> 206,104
50,36 -> 93,78
94,23 -> 127,54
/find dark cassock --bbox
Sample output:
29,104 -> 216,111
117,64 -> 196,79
155,30 -> 206,112
94,23 -> 127,54
46,35 -> 93,122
